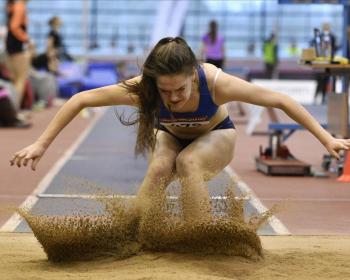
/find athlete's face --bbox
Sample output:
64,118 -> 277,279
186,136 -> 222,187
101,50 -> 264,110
156,72 -> 195,111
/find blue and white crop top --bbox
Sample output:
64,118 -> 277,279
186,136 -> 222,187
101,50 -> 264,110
159,65 -> 220,128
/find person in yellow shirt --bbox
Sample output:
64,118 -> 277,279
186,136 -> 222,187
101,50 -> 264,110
263,33 -> 278,79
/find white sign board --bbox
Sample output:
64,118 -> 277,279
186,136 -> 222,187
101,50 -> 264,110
246,79 -> 316,135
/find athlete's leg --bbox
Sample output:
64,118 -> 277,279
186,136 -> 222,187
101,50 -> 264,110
135,130 -> 182,214
176,128 -> 236,221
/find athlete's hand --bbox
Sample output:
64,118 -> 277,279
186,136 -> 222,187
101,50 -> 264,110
324,137 -> 350,160
10,143 -> 47,171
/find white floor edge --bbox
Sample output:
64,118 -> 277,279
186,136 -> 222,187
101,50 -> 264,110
224,166 -> 291,235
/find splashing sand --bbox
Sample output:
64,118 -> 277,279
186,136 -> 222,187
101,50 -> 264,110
17,182 -> 276,263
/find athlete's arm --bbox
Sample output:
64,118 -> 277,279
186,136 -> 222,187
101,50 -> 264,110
10,76 -> 140,170
210,65 -> 350,159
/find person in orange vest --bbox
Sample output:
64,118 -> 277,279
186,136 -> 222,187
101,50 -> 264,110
5,0 -> 31,110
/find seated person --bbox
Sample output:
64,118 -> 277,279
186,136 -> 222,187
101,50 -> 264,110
30,44 -> 59,76
28,43 -> 58,108
0,85 -> 30,128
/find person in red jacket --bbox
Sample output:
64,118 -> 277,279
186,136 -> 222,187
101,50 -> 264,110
5,0 -> 31,110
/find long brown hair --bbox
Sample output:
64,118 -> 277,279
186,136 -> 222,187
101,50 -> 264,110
119,37 -> 198,156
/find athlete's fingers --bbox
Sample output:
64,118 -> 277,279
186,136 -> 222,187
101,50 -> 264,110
31,157 -> 40,171
342,144 -> 349,151
10,155 -> 16,165
10,151 -> 23,166
15,153 -> 26,167
23,157 -> 30,167
336,141 -> 349,151
344,141 -> 350,149
331,150 -> 340,160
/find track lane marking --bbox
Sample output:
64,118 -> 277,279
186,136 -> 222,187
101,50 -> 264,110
224,166 -> 290,235
0,108 -> 106,232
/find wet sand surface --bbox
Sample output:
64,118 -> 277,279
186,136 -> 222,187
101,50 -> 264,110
1,233 -> 350,280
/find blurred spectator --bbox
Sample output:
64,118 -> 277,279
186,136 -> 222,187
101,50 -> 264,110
310,28 -> 322,57
0,56 -> 18,106
246,42 -> 255,56
0,84 -> 30,128
28,43 -> 58,108
47,16 -> 73,61
312,23 -> 339,104
5,0 -> 31,110
127,43 -> 135,54
30,42 -> 59,75
320,22 -> 338,60
263,33 -> 278,79
0,56 -> 30,128
288,38 -> 300,58
0,25 -> 7,52
200,20 -> 225,68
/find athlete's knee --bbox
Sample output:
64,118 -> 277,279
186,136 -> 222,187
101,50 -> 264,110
147,158 -> 175,181
176,152 -> 201,176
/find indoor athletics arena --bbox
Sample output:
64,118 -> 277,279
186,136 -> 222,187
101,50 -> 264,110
1,0 -> 350,279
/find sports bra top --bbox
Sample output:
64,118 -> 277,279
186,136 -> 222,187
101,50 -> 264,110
159,65 -> 220,128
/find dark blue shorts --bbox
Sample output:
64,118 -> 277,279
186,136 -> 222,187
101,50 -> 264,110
157,116 -> 235,148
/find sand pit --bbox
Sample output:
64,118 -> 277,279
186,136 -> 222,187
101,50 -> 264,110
14,185 -> 272,262
3,184 -> 350,279
1,233 -> 350,280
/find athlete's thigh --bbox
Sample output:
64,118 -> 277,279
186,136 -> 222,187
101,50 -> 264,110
180,128 -> 236,180
148,129 -> 182,166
